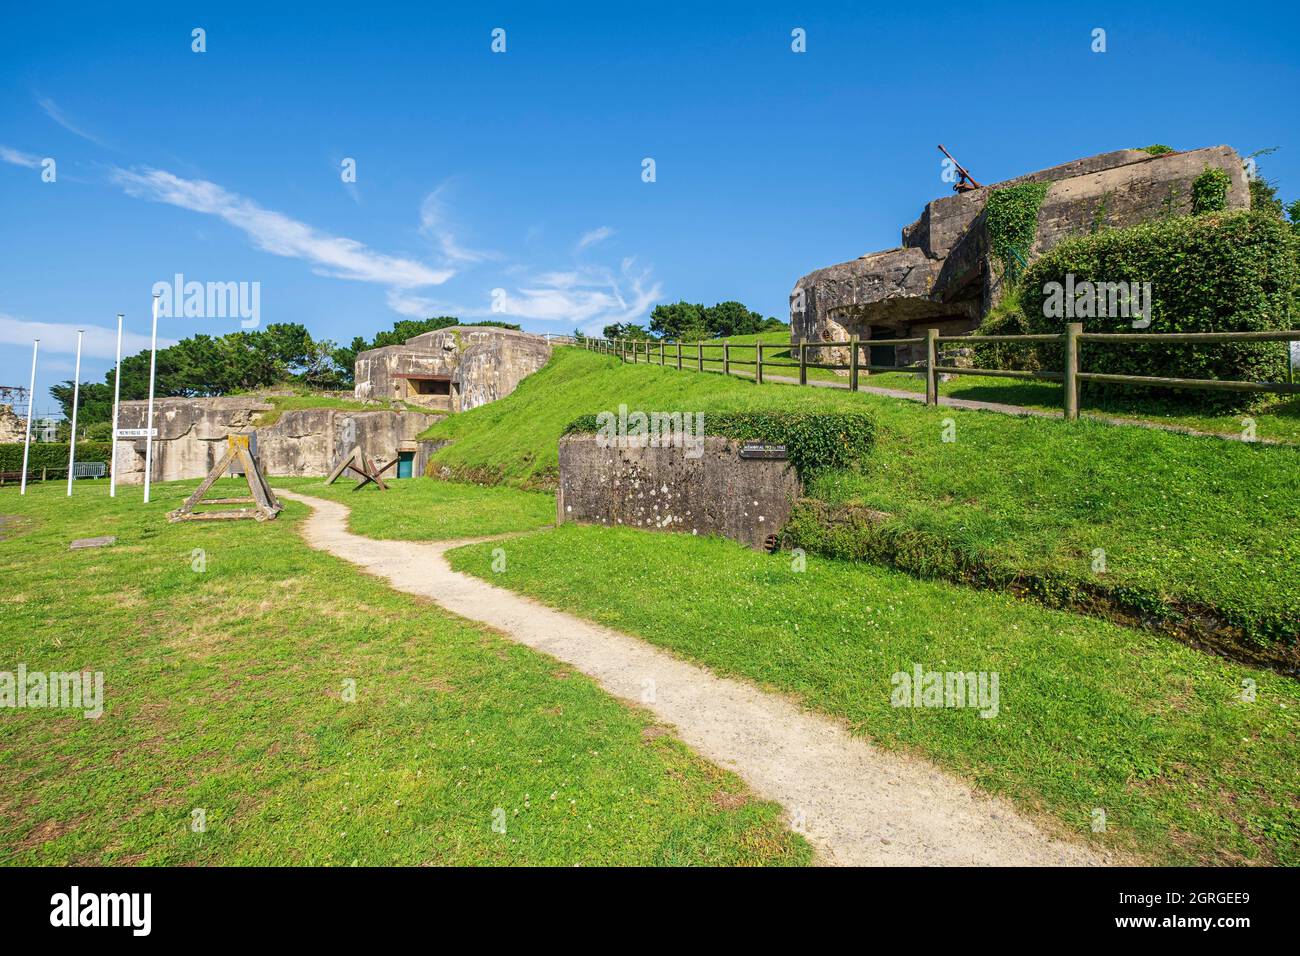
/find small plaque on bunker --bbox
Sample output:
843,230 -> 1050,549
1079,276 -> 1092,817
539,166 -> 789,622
739,443 -> 788,460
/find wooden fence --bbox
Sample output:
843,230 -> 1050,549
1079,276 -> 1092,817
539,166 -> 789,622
582,324 -> 1300,419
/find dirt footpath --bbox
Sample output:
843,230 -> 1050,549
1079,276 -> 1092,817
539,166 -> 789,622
277,489 -> 1106,867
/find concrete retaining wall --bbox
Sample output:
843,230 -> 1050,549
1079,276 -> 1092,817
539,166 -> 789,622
557,433 -> 801,550
112,396 -> 442,484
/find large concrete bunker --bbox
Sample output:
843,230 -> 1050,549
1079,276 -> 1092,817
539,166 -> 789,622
353,325 -> 552,412
791,146 -> 1251,366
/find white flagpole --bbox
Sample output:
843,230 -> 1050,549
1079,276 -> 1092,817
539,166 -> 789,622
143,293 -> 160,504
65,329 -> 84,496
109,313 -> 124,497
19,339 -> 38,496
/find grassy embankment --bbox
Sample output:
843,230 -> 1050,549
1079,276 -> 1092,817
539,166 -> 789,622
0,479 -> 808,866
624,330 -> 1300,444
421,347 -> 1300,656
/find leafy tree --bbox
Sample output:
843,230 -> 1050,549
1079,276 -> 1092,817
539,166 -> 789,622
646,299 -> 786,341
52,322 -> 345,423
51,314 -> 531,422
602,322 -> 649,339
703,300 -> 766,337
649,301 -> 704,339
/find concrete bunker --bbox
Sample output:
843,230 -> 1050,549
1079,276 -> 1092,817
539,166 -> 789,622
792,146 -> 1251,368
557,433 -> 801,550
111,395 -> 443,485
353,325 -> 552,412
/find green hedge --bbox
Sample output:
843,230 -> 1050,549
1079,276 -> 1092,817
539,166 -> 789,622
1011,210 -> 1299,410
1191,167 -> 1231,215
0,442 -> 113,473
564,410 -> 875,476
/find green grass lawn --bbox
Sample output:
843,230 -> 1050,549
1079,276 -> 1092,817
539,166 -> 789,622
447,524 -> 1300,866
272,475 -> 554,540
0,480 -> 808,866
605,334 -> 1300,443
422,347 -> 1300,648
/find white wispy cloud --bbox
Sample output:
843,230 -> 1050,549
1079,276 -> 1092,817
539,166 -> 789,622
482,257 -> 660,329
576,226 -> 614,251
0,314 -> 177,359
37,96 -> 108,147
419,185 -> 499,264
0,145 -> 42,169
111,167 -> 454,289
385,290 -> 440,318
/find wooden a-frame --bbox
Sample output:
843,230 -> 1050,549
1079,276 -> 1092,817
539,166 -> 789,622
325,445 -> 398,491
168,434 -> 282,522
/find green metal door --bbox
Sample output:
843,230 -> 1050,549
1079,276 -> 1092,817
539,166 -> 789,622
397,451 -> 415,479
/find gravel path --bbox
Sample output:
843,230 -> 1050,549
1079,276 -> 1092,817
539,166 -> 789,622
277,489 -> 1105,867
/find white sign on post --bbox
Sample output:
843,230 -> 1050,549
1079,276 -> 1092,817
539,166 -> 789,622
116,428 -> 158,438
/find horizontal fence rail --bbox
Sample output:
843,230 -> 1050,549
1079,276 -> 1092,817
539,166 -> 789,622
579,323 -> 1300,419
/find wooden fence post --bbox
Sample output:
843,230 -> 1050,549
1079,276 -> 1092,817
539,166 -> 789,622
799,339 -> 807,386
849,336 -> 859,392
723,340 -> 730,376
925,328 -> 939,406
756,340 -> 764,384
676,341 -> 682,370
697,342 -> 703,372
659,341 -> 664,366
1064,322 -> 1082,420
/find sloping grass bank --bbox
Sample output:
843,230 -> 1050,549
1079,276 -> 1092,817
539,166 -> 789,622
634,331 -> 1300,443
421,348 -> 1300,662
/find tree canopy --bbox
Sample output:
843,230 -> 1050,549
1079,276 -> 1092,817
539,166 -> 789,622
641,300 -> 786,340
50,316 -> 521,425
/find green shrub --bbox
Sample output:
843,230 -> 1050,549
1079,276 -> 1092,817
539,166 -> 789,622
0,441 -> 113,473
1191,167 -> 1231,215
1249,176 -> 1285,218
969,288 -> 1039,371
1138,144 -> 1176,156
564,410 -> 875,477
1015,210 -> 1298,410
984,181 -> 1050,281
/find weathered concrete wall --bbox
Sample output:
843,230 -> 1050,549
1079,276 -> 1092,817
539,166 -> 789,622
354,326 -> 551,412
557,433 -> 801,550
0,404 -> 27,443
112,396 -> 441,484
792,145 -> 1251,365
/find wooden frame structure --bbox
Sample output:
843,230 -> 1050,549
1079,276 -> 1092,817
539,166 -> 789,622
168,434 -> 282,522
325,445 -> 398,491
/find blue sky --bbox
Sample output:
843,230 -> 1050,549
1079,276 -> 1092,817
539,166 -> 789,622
2,1 -> 1297,416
